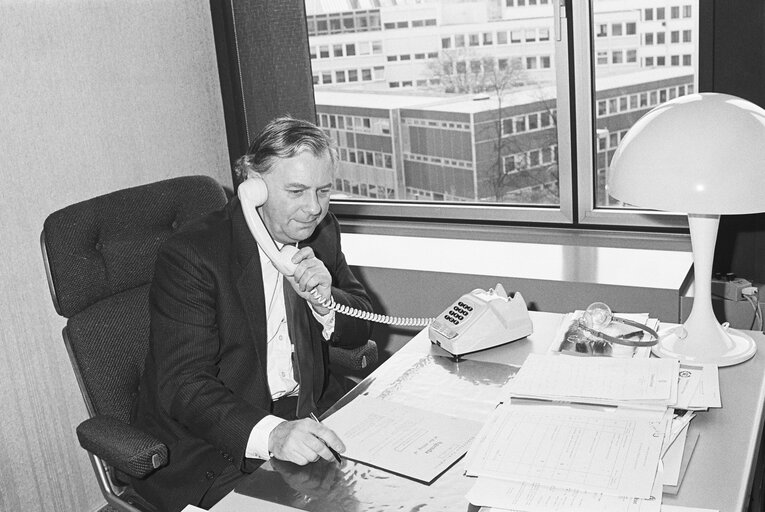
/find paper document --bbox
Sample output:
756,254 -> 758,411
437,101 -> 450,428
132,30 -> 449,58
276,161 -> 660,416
508,353 -> 678,406
481,506 -> 716,512
322,395 -> 482,483
464,400 -> 671,498
361,353 -> 517,422
680,364 -> 721,410
467,465 -> 663,512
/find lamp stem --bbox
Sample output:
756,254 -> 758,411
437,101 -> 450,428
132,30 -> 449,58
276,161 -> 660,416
686,213 -> 719,324
653,213 -> 756,366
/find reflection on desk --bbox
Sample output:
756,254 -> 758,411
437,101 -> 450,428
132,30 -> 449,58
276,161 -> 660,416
209,311 -> 765,512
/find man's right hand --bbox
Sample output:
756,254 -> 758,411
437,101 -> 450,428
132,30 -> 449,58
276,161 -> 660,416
268,418 -> 345,465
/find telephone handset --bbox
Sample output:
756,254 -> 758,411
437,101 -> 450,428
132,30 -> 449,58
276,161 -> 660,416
238,177 -> 533,356
238,177 -> 299,276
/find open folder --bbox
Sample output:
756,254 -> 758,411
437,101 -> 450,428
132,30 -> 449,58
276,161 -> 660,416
322,395 -> 482,483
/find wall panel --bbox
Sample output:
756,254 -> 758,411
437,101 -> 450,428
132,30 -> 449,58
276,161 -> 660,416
0,1 -> 230,510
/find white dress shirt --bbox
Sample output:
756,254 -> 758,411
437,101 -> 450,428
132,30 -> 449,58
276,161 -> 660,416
245,243 -> 335,459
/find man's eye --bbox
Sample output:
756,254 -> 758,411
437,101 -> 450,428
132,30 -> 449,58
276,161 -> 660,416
318,188 -> 331,196
288,189 -> 303,196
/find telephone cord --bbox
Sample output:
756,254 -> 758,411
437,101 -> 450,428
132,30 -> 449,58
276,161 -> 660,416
310,290 -> 433,327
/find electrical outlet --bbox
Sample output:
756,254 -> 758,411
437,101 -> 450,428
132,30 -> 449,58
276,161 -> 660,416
711,276 -> 752,301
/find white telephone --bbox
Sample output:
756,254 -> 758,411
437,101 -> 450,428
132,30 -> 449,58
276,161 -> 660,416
238,177 -> 533,357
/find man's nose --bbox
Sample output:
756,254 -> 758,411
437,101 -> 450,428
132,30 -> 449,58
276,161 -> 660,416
303,191 -> 322,215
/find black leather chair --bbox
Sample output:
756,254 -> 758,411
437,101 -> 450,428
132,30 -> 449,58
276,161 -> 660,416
41,175 -> 376,511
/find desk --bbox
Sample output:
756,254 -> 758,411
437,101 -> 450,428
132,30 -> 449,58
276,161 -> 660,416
210,311 -> 765,512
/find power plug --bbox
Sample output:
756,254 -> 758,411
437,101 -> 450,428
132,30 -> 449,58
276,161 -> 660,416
711,273 -> 752,301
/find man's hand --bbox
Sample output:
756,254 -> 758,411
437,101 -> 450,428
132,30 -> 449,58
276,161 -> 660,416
268,418 -> 345,465
288,247 -> 332,315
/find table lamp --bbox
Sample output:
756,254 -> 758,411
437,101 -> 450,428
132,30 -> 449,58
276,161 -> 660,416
607,92 -> 765,366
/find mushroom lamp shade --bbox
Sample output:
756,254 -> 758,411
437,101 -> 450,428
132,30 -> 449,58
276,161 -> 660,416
608,92 -> 765,366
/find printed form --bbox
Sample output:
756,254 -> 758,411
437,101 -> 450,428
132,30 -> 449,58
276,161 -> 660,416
464,401 -> 671,499
323,395 -> 482,483
467,466 -> 663,512
508,354 -> 679,406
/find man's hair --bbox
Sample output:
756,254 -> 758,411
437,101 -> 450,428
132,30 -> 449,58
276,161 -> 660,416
233,116 -> 338,182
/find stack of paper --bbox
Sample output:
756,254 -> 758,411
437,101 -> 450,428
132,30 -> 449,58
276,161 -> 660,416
674,363 -> 721,411
464,353 -> 683,512
507,353 -> 679,407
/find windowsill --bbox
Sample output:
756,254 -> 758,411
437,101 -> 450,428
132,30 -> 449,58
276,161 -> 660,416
338,219 -> 693,292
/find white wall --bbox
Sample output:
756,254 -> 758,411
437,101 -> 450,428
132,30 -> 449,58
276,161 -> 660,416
0,1 -> 231,510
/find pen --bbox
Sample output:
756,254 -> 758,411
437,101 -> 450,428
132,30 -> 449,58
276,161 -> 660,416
310,412 -> 342,463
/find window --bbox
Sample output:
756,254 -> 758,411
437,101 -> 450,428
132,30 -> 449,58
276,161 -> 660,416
308,0 -> 698,228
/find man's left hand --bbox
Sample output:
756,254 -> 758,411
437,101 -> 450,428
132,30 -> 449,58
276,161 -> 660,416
288,247 -> 332,315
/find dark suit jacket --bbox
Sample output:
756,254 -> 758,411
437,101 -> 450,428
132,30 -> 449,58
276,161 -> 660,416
131,197 -> 372,511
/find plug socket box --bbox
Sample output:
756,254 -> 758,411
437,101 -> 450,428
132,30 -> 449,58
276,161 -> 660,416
711,276 -> 752,301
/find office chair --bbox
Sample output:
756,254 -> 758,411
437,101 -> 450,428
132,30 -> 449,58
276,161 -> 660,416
41,175 -> 377,512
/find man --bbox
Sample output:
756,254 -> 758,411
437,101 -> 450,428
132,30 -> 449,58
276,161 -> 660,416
131,117 -> 373,511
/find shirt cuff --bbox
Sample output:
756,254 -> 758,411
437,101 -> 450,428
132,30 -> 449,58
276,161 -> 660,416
310,306 -> 336,341
246,415 -> 287,460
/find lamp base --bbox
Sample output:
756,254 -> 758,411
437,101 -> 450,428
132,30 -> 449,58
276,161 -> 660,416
652,324 -> 757,367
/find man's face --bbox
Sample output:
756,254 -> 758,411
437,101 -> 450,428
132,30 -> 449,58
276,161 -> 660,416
259,150 -> 334,245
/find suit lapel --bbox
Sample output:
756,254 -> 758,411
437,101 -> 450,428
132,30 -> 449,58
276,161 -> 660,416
230,198 -> 269,381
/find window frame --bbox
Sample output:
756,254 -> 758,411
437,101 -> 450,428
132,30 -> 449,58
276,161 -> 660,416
322,0 -> 690,229
571,0 -> 687,228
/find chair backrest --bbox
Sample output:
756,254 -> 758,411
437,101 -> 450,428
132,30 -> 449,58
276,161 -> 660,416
42,176 -> 228,423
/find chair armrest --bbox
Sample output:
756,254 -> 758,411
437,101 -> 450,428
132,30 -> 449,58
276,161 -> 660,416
76,415 -> 168,479
328,339 -> 378,372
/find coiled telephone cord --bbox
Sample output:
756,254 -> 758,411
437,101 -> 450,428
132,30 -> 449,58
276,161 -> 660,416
311,290 -> 433,327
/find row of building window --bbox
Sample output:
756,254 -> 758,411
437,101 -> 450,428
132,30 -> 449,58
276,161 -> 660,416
388,78 -> 441,88
406,186 -> 466,202
338,147 -> 394,169
307,10 -> 382,37
596,82 -> 694,118
501,109 -> 557,136
313,66 -> 384,85
382,19 -> 437,30
649,54 -> 692,67
318,113 -> 391,135
596,22 -> 638,38
310,40 -> 383,60
334,179 -> 396,200
595,49 -> 638,65
441,27 -> 551,49
404,118 -> 471,131
644,30 -> 693,45
387,52 -> 440,62
644,5 -> 693,21
595,50 -> 692,67
503,145 -> 559,174
441,54 -> 552,75
505,0 -> 551,6
404,152 -> 473,169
